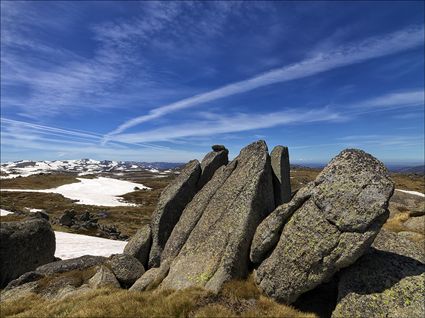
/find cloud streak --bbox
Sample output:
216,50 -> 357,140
107,25 -> 424,137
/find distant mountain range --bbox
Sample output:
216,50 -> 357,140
0,159 -> 184,179
1,159 -> 423,179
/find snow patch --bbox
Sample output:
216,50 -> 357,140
0,209 -> 14,216
1,177 -> 150,207
395,189 -> 425,198
54,231 -> 126,259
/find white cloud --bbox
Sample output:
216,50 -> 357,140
107,25 -> 424,137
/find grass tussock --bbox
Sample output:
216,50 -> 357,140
1,277 -> 316,318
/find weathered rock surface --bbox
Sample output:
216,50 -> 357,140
106,254 -> 145,288
88,265 -> 120,289
161,161 -> 237,264
255,149 -> 394,303
250,183 -> 314,264
332,249 -> 425,318
270,146 -> 291,205
123,224 -> 152,268
197,146 -> 228,188
0,218 -> 56,288
149,160 -> 201,268
403,215 -> 425,234
371,229 -> 425,263
160,140 -> 275,292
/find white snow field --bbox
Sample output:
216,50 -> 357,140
1,177 -> 150,206
55,231 -> 126,259
0,209 -> 14,216
395,189 -> 425,197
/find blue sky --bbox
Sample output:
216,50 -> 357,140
1,1 -> 424,164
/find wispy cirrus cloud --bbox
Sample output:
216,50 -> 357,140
106,25 -> 424,137
108,108 -> 343,144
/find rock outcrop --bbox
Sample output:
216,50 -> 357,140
255,149 -> 394,303
0,218 -> 55,288
270,145 -> 292,205
106,254 -> 145,288
148,146 -> 228,269
148,160 -> 202,268
123,224 -> 152,268
160,140 -> 275,292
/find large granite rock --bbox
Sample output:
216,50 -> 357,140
255,149 -> 394,303
332,249 -> 425,318
160,140 -> 275,292
161,161 -> 237,264
123,224 -> 152,268
250,183 -> 314,264
149,160 -> 201,268
106,254 -> 145,288
197,146 -> 228,188
270,146 -> 291,205
0,218 -> 56,288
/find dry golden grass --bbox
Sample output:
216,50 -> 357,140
390,173 -> 425,192
384,212 -> 411,233
0,174 -> 80,189
0,277 -> 316,318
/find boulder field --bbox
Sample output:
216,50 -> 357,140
2,140 -> 423,317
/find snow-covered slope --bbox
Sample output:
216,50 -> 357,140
1,159 -> 183,179
1,177 -> 149,206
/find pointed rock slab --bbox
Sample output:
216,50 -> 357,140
161,161 -> 237,264
197,147 -> 229,188
124,224 -> 152,268
160,140 -> 275,292
271,146 -> 291,205
255,149 -> 394,304
149,160 -> 201,268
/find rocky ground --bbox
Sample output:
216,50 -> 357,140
0,143 -> 424,318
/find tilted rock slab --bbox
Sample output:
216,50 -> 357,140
160,140 -> 275,292
0,218 -> 56,288
250,182 -> 314,264
123,224 -> 152,269
148,160 -> 201,268
333,247 -> 425,317
161,161 -> 237,264
270,145 -> 292,205
255,149 -> 394,303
